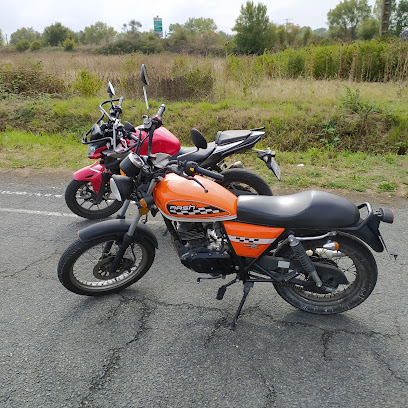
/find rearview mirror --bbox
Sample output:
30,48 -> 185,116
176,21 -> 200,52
107,81 -> 115,99
141,64 -> 149,86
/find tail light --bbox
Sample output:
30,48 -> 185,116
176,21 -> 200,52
379,207 -> 394,224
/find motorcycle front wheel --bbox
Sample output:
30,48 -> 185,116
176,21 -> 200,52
220,168 -> 273,196
273,234 -> 377,314
57,235 -> 155,296
65,179 -> 123,219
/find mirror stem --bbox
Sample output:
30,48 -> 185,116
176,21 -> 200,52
143,86 -> 149,116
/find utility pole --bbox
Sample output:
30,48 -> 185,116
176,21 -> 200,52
380,0 -> 392,36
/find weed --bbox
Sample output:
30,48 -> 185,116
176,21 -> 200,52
72,70 -> 103,97
377,181 -> 398,192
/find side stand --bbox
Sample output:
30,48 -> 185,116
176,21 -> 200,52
231,282 -> 254,329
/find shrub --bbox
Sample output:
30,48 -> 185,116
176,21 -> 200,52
72,69 -> 103,97
30,41 -> 42,51
0,62 -> 65,95
63,38 -> 76,51
95,40 -> 140,55
15,40 -> 30,52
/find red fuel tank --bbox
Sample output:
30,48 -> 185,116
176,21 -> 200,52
153,173 -> 238,222
133,127 -> 180,156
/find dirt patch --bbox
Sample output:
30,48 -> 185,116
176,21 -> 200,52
0,167 -> 73,186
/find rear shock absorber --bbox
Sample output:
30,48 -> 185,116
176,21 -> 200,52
288,234 -> 322,288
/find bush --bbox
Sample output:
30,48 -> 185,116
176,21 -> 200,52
30,41 -> 42,51
15,40 -> 30,52
63,38 -> 76,51
0,62 -> 65,95
95,40 -> 140,55
71,69 -> 103,97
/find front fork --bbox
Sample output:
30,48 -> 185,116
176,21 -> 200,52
94,170 -> 111,204
107,180 -> 156,274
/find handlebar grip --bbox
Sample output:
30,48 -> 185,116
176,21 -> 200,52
156,104 -> 166,118
118,97 -> 124,107
196,166 -> 224,181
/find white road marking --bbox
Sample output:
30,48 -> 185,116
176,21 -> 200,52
0,208 -> 78,218
0,190 -> 63,198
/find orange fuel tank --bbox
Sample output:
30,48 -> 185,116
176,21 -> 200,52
153,173 -> 238,222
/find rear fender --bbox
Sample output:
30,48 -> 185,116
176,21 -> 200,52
78,219 -> 158,248
73,162 -> 105,193
340,210 -> 384,252
343,224 -> 383,252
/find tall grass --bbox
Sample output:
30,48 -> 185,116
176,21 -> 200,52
0,44 -> 407,155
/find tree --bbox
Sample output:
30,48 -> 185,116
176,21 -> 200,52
302,27 -> 313,46
166,25 -> 193,53
10,27 -> 41,45
82,22 -> 116,45
373,0 -> 408,37
392,0 -> 408,36
327,0 -> 372,40
183,17 -> 217,34
232,1 -> 272,54
43,22 -> 74,46
0,29 -> 4,46
285,23 -> 302,46
358,17 -> 379,39
122,19 -> 142,40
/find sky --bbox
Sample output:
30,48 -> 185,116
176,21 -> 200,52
1,0 -> 378,39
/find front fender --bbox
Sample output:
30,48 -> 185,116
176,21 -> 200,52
78,219 -> 158,249
73,162 -> 105,193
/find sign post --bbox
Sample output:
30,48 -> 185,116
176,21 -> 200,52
154,17 -> 163,38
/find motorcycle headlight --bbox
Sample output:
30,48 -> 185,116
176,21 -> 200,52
120,153 -> 144,177
110,175 -> 134,201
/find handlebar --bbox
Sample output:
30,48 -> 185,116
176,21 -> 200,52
184,161 -> 224,181
156,104 -> 166,118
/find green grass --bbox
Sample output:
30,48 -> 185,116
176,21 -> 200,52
1,130 -> 407,198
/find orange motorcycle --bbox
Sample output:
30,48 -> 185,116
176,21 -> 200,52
58,130 -> 395,327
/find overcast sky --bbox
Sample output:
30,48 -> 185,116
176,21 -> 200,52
1,0 -> 377,39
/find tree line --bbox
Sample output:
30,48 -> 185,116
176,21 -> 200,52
1,0 -> 407,55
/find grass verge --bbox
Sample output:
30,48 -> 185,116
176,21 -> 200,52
1,130 -> 407,199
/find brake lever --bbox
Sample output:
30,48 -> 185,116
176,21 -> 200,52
169,162 -> 209,193
187,176 -> 208,193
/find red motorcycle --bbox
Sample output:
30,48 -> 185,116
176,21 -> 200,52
65,66 -> 280,219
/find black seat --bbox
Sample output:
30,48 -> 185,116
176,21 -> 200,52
236,190 -> 360,228
170,142 -> 216,162
215,130 -> 252,145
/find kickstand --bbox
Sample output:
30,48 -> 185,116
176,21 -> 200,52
231,282 -> 254,329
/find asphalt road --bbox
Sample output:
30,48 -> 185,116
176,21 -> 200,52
0,173 -> 407,408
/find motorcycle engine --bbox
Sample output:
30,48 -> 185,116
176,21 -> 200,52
176,222 -> 232,275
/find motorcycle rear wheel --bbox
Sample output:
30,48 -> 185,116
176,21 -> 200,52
220,168 -> 273,196
273,234 -> 377,314
65,179 -> 123,219
57,235 -> 155,296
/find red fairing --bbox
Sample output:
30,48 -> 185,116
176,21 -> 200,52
134,126 -> 180,156
72,162 -> 105,193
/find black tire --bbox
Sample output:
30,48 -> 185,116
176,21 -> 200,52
220,168 -> 273,196
57,235 -> 155,296
273,234 -> 377,314
65,179 -> 123,219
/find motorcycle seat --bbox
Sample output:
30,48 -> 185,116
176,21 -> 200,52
215,130 -> 252,145
170,142 -> 216,162
236,190 -> 360,228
